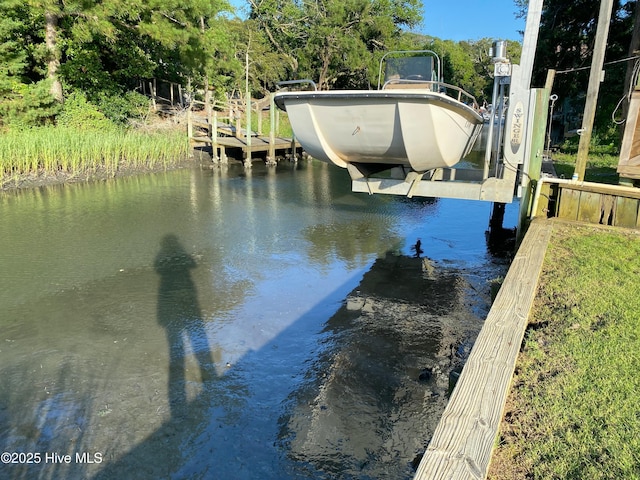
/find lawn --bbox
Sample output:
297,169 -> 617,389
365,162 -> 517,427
551,139 -> 621,185
488,222 -> 640,479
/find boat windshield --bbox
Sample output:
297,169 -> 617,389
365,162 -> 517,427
377,50 -> 441,89
384,56 -> 435,84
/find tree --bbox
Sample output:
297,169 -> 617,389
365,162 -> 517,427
226,18 -> 290,97
0,0 -> 28,98
420,37 -> 522,104
0,0 -> 234,127
249,0 -> 423,90
0,0 -> 61,127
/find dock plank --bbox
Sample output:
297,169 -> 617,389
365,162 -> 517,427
415,218 -> 553,480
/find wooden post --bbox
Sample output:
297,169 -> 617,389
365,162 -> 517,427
150,80 -> 157,111
516,88 -> 551,240
212,110 -> 219,163
267,93 -> 276,164
575,0 -> 615,181
205,86 -> 213,143
290,134 -> 297,162
235,103 -> 242,140
245,94 -> 252,167
544,69 -> 556,91
186,78 -> 192,150
204,81 -> 212,122
187,104 -> 193,154
617,90 -> 640,181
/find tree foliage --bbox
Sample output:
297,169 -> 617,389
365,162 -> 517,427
411,36 -> 521,104
0,0 -> 519,129
249,0 -> 424,90
0,0 -> 234,128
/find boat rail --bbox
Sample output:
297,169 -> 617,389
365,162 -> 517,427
382,78 -> 479,109
276,79 -> 318,91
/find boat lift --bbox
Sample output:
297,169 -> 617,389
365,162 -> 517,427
351,59 -> 541,202
350,2 -> 548,232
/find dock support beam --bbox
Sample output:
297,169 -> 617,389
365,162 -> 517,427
575,0 -> 615,181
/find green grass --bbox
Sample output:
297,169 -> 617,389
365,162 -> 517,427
552,150 -> 621,184
489,223 -> 640,479
551,136 -> 621,184
0,126 -> 189,184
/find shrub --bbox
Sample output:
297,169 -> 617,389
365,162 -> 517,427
56,91 -> 116,131
95,91 -> 151,125
0,80 -> 61,129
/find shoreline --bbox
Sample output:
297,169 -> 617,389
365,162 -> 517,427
0,154 -> 210,193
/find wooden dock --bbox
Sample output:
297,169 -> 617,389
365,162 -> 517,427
414,218 -> 553,480
191,124 -> 300,163
187,94 -> 301,165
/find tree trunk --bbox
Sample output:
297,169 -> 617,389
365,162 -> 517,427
45,11 -> 64,102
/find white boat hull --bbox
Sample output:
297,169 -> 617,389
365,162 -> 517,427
274,90 -> 483,172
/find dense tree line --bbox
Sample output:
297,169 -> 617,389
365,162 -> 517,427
0,0 -> 523,130
0,0 -> 236,128
1,0 -> 638,140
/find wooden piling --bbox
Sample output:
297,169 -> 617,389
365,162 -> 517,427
267,93 -> 276,164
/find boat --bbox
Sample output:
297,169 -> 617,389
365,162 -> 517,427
274,50 -> 484,176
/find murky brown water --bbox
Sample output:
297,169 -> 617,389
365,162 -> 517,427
0,159 -> 514,479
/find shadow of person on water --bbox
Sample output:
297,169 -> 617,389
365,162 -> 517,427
154,234 -> 216,418
93,235 -> 226,479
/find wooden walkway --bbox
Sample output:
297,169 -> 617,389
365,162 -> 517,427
415,218 -> 553,480
191,129 -> 299,155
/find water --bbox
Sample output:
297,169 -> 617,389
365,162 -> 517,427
0,160 -> 515,479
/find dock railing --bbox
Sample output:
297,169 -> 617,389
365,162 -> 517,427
187,91 -> 299,165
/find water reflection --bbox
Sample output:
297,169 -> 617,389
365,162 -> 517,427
154,234 -> 215,417
277,252 -> 478,478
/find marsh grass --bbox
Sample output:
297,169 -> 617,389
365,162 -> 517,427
0,126 -> 189,184
489,223 -> 640,480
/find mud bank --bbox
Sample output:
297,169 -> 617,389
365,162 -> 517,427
0,157 -> 200,193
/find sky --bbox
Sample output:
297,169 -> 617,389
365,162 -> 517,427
228,0 -> 526,43
422,0 -> 525,41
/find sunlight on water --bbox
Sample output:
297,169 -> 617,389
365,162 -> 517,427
0,160 -> 515,479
